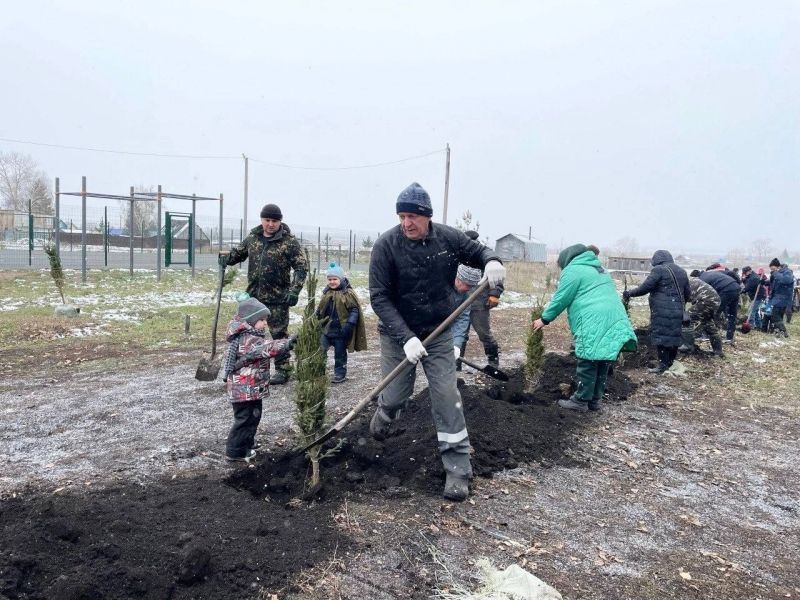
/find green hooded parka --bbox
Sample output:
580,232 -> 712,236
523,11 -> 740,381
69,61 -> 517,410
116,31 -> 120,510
542,244 -> 637,360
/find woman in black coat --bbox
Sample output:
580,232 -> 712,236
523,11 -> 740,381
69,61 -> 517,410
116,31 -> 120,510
623,250 -> 691,373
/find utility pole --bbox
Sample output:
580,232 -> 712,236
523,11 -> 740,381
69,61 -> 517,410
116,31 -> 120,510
442,143 -> 451,225
242,153 -> 249,231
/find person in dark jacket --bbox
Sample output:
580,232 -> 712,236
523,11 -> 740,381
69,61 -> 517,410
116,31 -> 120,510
699,267 -> 741,342
316,262 -> 366,383
741,266 -> 768,329
457,230 -> 503,368
368,182 -> 505,501
767,258 -> 793,337
222,204 -> 308,385
624,250 -> 690,373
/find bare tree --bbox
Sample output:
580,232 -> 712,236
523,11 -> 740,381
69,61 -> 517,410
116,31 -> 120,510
454,210 -> 474,232
118,185 -> 158,234
726,248 -> 746,266
0,151 -> 53,213
750,238 -> 774,262
612,236 -> 640,257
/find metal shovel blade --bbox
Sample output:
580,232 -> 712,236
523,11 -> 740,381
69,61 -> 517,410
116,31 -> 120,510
195,352 -> 222,381
457,356 -> 509,381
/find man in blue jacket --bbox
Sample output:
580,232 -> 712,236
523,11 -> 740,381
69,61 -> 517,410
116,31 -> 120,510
768,258 -> 793,337
368,182 -> 505,501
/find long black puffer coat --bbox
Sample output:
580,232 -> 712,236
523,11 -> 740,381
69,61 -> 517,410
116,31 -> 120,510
627,250 -> 691,347
369,223 -> 499,344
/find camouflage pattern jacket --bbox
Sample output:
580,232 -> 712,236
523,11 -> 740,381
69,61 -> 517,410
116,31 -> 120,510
226,223 -> 308,305
223,316 -> 287,402
689,277 -> 720,315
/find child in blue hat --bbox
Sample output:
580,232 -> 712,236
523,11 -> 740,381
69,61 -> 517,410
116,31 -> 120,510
316,263 -> 366,383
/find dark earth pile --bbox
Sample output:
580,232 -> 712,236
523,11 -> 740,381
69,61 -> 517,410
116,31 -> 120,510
0,353 -> 635,599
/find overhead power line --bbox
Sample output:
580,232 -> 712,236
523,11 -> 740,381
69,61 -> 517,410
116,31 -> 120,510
0,136 -> 446,170
0,136 -> 238,159
248,148 -> 446,171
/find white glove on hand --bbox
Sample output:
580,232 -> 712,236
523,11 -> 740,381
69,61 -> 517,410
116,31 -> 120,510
453,346 -> 461,359
403,337 -> 428,364
482,260 -> 506,287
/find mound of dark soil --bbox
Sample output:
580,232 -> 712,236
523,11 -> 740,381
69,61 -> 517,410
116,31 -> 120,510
229,353 -> 636,502
0,354 -> 634,599
0,478 -> 344,600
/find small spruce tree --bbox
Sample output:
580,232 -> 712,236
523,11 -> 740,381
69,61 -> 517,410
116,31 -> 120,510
292,253 -> 339,489
524,296 -> 546,381
44,243 -> 66,304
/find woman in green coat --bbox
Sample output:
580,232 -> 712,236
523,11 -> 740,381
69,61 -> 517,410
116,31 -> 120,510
533,244 -> 637,412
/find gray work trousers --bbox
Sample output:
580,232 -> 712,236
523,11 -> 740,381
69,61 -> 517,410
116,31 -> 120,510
466,307 -> 499,360
377,332 -> 472,479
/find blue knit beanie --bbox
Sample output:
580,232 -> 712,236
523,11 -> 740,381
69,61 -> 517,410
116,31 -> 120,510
396,182 -> 433,217
326,262 -> 346,280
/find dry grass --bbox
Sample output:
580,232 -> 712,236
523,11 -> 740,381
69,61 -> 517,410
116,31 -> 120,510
503,261 -> 557,296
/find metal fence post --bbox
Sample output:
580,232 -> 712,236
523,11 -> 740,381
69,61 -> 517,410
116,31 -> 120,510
28,199 -> 33,267
81,176 -> 87,283
218,193 -> 223,252
156,185 -> 162,282
54,177 -> 60,255
104,205 -> 108,267
348,230 -> 352,270
317,227 -> 321,272
129,186 -> 134,277
191,194 -> 196,279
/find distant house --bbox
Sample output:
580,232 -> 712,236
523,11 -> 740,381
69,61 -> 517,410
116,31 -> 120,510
494,234 -> 547,263
606,256 -> 652,272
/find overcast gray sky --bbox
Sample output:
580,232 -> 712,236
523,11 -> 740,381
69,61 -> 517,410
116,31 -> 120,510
2,1 -> 798,255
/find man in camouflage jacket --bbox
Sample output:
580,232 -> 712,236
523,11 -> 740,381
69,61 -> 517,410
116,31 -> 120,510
682,274 -> 723,357
222,203 -> 307,384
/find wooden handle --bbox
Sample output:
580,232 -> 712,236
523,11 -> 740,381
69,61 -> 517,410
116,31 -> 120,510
327,280 -> 489,434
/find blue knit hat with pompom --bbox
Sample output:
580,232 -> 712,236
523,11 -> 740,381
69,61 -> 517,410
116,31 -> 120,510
326,262 -> 346,280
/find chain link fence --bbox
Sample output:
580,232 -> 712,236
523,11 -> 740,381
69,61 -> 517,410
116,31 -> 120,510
0,204 -> 381,277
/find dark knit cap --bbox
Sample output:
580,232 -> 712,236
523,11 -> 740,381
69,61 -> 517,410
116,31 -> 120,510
769,257 -> 781,268
237,297 -> 271,326
741,266 -> 752,274
396,183 -> 433,217
464,230 -> 480,241
690,269 -> 702,277
260,203 -> 283,220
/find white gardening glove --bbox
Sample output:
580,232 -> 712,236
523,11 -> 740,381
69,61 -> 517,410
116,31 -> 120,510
482,260 -> 506,287
453,346 -> 461,359
403,337 -> 428,364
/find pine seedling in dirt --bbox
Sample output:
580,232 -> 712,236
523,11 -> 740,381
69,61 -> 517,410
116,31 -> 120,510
292,255 -> 340,490
622,274 -> 631,316
524,295 -> 547,382
44,242 -> 66,304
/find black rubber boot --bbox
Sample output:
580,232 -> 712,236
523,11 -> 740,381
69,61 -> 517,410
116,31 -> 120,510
443,473 -> 469,501
710,336 -> 724,358
588,397 -> 602,412
269,370 -> 289,385
558,397 -> 589,413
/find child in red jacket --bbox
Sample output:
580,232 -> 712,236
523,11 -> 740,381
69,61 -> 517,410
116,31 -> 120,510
222,297 -> 292,462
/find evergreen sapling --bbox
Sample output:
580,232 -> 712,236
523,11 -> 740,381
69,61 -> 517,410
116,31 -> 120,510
292,253 -> 341,490
44,242 -> 66,304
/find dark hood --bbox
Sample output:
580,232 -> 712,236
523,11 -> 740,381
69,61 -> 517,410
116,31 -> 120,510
557,244 -> 588,269
651,250 -> 674,267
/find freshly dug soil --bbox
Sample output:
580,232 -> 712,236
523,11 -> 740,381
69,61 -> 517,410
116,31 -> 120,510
0,352 -> 635,599
229,353 -> 637,501
0,477 -> 345,600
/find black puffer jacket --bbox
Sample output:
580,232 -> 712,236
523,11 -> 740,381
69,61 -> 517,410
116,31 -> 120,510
742,273 -> 768,301
369,223 -> 499,344
699,270 -> 740,300
627,250 -> 691,347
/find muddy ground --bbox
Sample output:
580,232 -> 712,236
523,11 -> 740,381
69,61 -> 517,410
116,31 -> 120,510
1,309 -> 799,599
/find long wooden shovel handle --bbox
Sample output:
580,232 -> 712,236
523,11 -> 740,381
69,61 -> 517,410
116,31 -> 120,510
210,263 -> 226,357
302,279 -> 490,452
